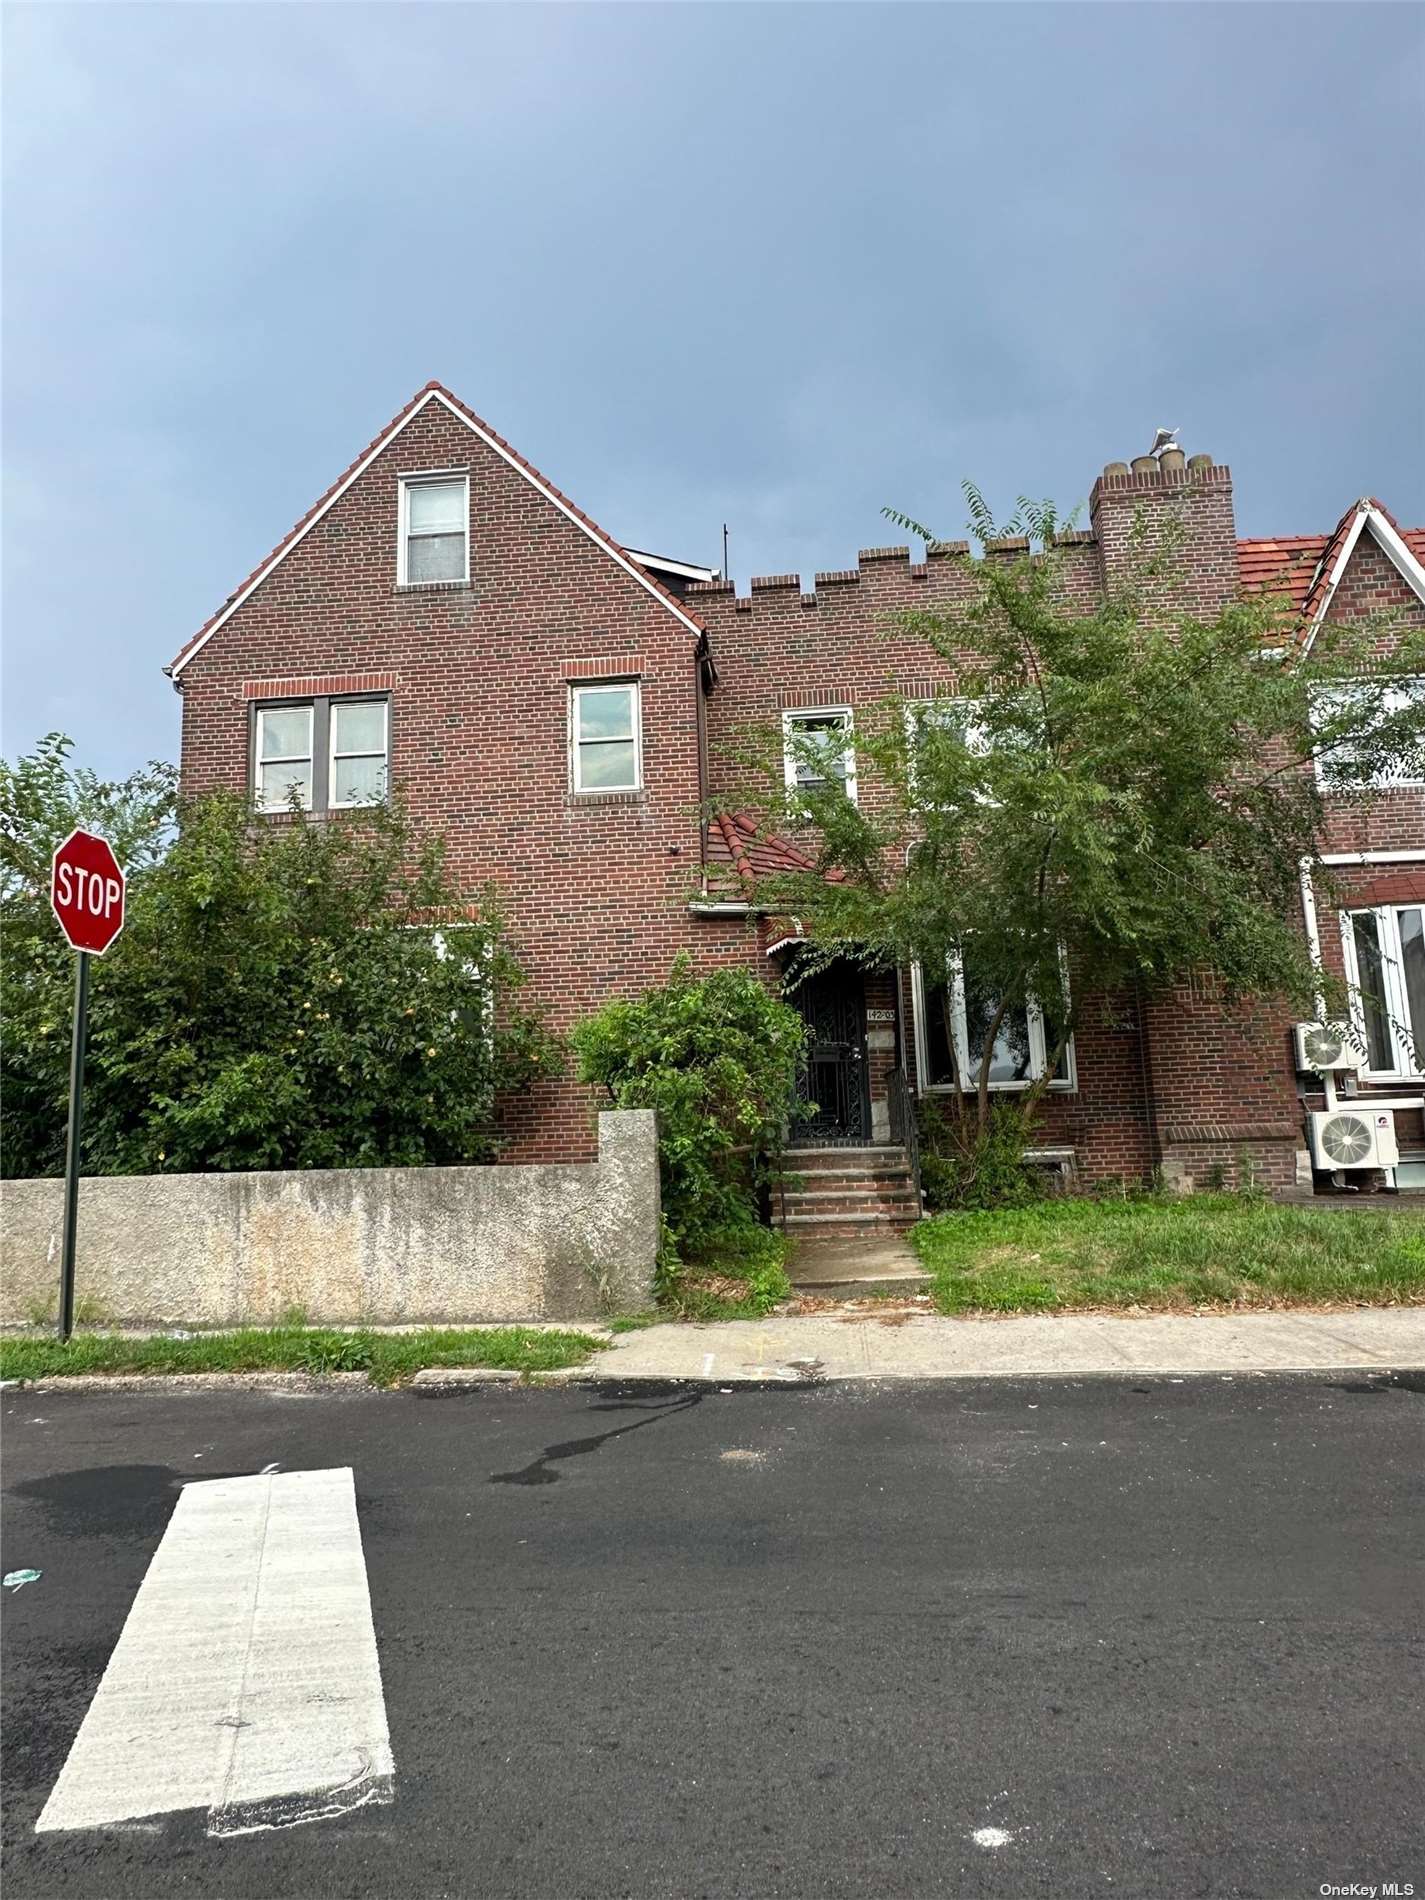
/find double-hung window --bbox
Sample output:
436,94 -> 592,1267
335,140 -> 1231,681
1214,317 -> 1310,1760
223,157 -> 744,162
571,681 -> 642,793
254,704 -> 315,812
1342,904 -> 1425,1078
253,696 -> 389,814
783,707 -> 856,802
913,952 -> 1074,1092
399,474 -> 469,586
1311,679 -> 1425,789
904,698 -> 990,807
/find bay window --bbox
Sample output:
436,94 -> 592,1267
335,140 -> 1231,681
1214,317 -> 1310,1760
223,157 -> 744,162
1342,904 -> 1425,1078
913,953 -> 1074,1093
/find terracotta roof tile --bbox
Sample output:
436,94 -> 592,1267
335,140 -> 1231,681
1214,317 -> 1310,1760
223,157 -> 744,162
704,811 -> 846,896
1237,500 -> 1425,639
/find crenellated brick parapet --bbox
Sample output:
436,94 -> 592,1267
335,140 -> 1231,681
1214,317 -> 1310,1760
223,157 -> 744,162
686,531 -> 1102,624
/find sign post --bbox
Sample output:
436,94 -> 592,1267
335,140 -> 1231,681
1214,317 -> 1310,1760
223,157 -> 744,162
49,829 -> 127,1342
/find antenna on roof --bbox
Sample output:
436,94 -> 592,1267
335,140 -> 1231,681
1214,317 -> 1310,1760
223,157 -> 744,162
722,523 -> 729,583
1149,427 -> 1180,460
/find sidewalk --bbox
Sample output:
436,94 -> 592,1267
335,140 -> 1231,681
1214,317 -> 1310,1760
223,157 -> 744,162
540,1305 -> 1425,1385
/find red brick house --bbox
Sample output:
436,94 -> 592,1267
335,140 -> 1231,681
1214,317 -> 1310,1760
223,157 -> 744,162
167,383 -> 1425,1213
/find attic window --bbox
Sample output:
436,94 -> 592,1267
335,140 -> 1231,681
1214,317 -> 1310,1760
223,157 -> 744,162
399,475 -> 468,586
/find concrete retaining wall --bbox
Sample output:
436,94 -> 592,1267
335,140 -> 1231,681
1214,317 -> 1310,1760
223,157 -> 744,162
0,1110 -> 658,1327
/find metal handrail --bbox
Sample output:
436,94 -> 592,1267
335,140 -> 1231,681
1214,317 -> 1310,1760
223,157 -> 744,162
887,1067 -> 922,1212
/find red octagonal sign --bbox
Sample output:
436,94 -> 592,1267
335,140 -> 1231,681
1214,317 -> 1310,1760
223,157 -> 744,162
51,828 -> 127,955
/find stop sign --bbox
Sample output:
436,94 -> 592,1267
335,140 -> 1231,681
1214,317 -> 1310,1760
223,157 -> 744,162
51,828 -> 126,955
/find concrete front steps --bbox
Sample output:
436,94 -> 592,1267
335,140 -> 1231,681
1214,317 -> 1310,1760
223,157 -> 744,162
774,1145 -> 922,1241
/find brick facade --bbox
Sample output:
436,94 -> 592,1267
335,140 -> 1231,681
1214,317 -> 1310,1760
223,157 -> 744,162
171,387 -> 1425,1189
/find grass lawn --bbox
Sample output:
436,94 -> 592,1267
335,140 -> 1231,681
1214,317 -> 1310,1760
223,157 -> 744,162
0,1323 -> 606,1388
658,1226 -> 793,1321
911,1194 -> 1425,1316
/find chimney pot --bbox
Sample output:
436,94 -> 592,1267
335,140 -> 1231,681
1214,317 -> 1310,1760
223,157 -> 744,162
1130,456 -> 1157,476
1103,461 -> 1130,478
1159,447 -> 1186,473
1187,453 -> 1213,472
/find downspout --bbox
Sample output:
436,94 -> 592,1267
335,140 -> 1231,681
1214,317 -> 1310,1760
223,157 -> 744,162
1298,857 -> 1328,1021
1134,975 -> 1164,1181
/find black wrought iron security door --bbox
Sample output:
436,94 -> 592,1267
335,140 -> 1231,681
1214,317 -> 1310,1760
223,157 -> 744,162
792,970 -> 869,1144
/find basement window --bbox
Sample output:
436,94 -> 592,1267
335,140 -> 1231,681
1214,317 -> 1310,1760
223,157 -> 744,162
398,474 -> 469,586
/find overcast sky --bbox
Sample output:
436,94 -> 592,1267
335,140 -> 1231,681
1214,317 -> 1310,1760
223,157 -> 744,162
4,2 -> 1422,779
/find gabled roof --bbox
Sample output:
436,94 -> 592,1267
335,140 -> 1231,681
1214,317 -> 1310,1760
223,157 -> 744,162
167,381 -> 704,679
1238,499 -> 1425,650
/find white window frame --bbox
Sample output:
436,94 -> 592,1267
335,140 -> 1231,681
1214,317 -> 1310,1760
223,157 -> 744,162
903,697 -> 991,807
910,951 -> 1077,1095
1311,678 -> 1425,790
570,680 -> 643,795
782,706 -> 857,804
328,698 -> 390,811
1340,904 -> 1425,1081
397,472 -> 470,587
254,703 -> 315,813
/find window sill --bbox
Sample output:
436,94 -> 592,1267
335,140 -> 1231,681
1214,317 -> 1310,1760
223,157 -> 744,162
919,1080 -> 1077,1096
568,789 -> 646,807
251,804 -> 384,823
394,580 -> 472,595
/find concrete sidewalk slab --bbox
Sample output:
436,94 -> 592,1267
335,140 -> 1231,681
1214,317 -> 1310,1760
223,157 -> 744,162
568,1306 -> 1425,1385
786,1234 -> 929,1298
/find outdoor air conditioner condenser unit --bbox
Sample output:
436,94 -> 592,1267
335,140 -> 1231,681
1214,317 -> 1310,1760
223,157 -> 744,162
1293,1022 -> 1366,1074
1308,1108 -> 1399,1172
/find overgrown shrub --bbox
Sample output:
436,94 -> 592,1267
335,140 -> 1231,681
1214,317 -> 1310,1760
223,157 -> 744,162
917,1099 -> 1041,1212
2,740 -> 558,1176
571,956 -> 805,1261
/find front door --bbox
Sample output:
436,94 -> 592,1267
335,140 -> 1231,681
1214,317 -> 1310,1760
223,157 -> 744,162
791,966 -> 870,1144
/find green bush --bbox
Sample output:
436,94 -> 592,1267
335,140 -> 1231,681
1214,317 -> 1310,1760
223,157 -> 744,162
917,1099 -> 1041,1212
2,741 -> 558,1176
572,956 -> 805,1260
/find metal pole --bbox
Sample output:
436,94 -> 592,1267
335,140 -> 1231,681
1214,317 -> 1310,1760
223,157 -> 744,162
58,950 -> 90,1342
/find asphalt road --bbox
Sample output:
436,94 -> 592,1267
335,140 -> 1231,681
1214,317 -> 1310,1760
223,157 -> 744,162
2,1372 -> 1422,1900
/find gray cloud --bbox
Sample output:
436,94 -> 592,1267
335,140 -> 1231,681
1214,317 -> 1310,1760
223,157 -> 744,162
4,2 -> 1422,776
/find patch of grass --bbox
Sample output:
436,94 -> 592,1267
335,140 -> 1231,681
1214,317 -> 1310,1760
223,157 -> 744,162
663,1225 -> 792,1320
0,1324 -> 606,1388
911,1194 -> 1425,1315
608,1312 -> 664,1333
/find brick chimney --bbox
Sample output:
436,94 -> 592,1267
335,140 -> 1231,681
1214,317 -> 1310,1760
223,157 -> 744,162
1090,446 -> 1238,621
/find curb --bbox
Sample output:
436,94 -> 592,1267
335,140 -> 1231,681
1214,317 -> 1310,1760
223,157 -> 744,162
410,1367 -> 524,1388
575,1360 -> 1425,1386
10,1370 -> 374,1396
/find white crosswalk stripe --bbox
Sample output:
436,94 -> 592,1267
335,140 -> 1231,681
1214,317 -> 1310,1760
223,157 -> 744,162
36,1467 -> 393,1837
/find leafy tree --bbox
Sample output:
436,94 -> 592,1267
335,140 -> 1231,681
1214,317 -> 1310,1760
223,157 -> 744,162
2,746 -> 557,1177
571,957 -> 806,1260
730,489 -> 1425,1198
1,732 -> 178,899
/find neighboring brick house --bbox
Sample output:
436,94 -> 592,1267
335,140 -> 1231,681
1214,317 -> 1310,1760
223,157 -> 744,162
168,383 -> 1425,1205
